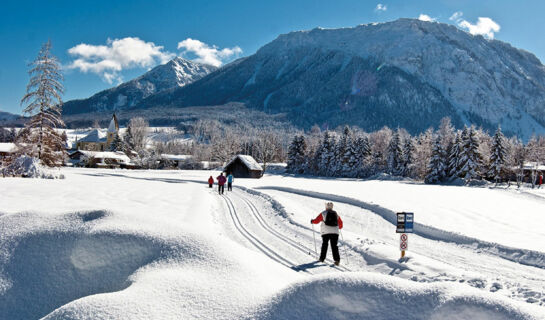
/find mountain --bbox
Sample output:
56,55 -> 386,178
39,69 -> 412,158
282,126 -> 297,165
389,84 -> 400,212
62,57 -> 217,115
0,111 -> 19,121
137,19 -> 545,138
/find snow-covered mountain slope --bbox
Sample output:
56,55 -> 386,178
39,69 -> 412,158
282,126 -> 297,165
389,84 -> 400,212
62,57 -> 217,115
141,19 -> 545,138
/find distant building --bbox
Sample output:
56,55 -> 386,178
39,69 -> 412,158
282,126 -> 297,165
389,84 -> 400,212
159,154 -> 193,168
68,150 -> 134,168
224,155 -> 263,178
76,114 -> 119,151
0,142 -> 16,166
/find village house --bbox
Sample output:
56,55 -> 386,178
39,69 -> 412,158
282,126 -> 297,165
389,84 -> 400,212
0,142 -> 16,166
76,114 -> 119,151
69,150 -> 134,169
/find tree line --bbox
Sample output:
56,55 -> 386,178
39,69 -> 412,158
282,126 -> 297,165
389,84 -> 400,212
287,118 -> 545,186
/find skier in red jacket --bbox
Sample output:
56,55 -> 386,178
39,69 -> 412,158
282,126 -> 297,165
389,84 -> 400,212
311,202 -> 343,265
208,176 -> 214,188
216,173 -> 227,194
539,173 -> 543,189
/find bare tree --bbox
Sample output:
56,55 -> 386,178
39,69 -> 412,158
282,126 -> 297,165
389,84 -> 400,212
211,128 -> 239,163
254,130 -> 281,172
128,117 -> 149,151
17,40 -> 65,166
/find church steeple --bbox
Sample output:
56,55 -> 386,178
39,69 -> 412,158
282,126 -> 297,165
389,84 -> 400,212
106,114 -> 119,146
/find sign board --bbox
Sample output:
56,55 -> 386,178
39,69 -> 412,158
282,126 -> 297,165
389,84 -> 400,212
396,212 -> 414,233
400,233 -> 408,251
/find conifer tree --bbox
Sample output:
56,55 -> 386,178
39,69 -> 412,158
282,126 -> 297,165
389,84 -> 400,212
109,132 -> 124,152
318,131 -> 336,176
488,126 -> 508,183
17,40 -> 65,166
387,130 -> 403,175
447,132 -> 462,179
351,135 -> 371,177
401,137 -> 416,177
458,126 -> 483,181
287,135 -> 307,174
426,136 -> 447,183
338,126 -> 354,176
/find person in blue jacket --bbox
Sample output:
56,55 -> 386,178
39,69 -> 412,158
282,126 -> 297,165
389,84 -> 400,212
227,173 -> 234,191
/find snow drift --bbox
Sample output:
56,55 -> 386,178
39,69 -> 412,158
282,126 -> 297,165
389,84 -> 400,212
252,273 -> 545,320
1,155 -> 64,179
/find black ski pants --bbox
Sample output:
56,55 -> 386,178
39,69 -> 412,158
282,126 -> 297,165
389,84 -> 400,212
320,234 -> 340,262
227,182 -> 232,191
218,184 -> 225,194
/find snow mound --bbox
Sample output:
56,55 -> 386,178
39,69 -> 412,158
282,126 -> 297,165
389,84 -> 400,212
0,210 -> 181,320
2,155 -> 64,179
252,273 -> 545,320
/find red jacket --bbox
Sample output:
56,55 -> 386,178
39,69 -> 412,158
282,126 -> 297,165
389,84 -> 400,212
208,177 -> 214,184
217,175 -> 227,185
311,211 -> 343,229
540,175 -> 543,185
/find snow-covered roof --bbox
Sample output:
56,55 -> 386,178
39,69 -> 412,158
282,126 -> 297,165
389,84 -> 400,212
523,162 -> 545,171
0,142 -> 16,153
225,155 -> 263,171
78,129 -> 107,143
91,151 -> 130,163
70,150 -> 130,163
161,154 -> 192,161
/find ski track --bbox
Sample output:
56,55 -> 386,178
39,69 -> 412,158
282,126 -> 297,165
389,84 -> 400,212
254,186 -> 545,270
231,191 -> 350,272
97,174 -> 545,306
220,193 -> 303,272
253,187 -> 545,306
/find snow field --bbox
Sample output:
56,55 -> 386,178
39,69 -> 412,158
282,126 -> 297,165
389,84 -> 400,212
226,174 -> 545,253
0,169 -> 300,319
254,188 -> 545,305
1,168 -> 545,319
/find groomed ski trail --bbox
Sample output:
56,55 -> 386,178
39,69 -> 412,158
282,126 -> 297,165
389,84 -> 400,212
230,191 -> 351,272
217,189 -> 350,274
255,186 -> 545,270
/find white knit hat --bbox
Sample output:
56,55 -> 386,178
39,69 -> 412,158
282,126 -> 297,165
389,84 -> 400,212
325,202 -> 334,210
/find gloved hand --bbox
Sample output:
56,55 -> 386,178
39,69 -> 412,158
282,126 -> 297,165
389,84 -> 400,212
310,219 -> 313,224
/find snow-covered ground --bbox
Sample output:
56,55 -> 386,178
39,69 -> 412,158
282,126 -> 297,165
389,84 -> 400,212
1,168 -> 545,319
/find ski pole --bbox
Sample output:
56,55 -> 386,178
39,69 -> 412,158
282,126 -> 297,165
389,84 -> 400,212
311,223 -> 318,257
340,229 -> 349,265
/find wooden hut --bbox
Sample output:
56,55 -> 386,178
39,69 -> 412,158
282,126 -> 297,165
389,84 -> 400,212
224,155 -> 263,178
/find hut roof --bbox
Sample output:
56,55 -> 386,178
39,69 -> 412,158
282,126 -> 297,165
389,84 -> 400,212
225,155 -> 263,171
0,142 -> 16,153
79,129 -> 107,143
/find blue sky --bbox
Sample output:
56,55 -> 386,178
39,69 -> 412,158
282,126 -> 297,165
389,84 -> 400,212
1,0 -> 544,114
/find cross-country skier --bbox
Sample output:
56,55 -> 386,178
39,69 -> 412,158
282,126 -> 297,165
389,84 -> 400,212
311,202 -> 343,266
227,173 -> 234,191
539,173 -> 543,189
216,173 -> 227,194
208,176 -> 214,188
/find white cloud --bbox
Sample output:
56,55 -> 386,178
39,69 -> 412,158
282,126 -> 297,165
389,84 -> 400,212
449,11 -> 500,39
177,38 -> 242,67
67,37 -> 175,84
375,4 -> 387,12
458,17 -> 500,39
418,14 -> 436,22
449,11 -> 463,21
